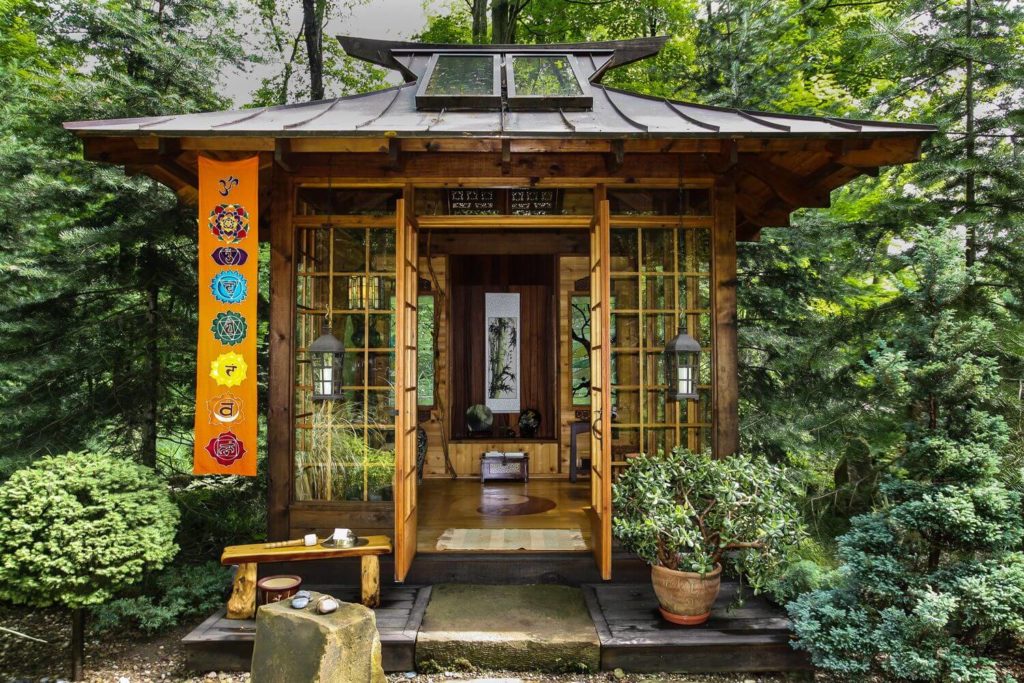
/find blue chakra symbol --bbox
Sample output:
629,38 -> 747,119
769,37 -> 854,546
210,270 -> 248,304
211,247 -> 248,267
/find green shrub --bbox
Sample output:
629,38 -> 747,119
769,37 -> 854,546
612,448 -> 806,593
173,474 -> 265,563
0,452 -> 179,678
788,230 -> 1024,682
90,562 -> 231,635
0,451 -> 179,607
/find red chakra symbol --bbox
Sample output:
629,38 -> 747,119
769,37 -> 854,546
209,204 -> 250,244
205,431 -> 246,466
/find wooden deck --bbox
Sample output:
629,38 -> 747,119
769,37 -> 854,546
183,579 -> 809,674
583,582 -> 811,673
182,585 -> 430,673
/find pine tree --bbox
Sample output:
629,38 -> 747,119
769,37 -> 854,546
788,227 -> 1024,681
0,0 -> 247,467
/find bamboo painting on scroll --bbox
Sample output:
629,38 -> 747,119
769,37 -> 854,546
484,293 -> 520,413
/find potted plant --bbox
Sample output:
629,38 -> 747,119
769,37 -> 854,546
613,448 -> 804,625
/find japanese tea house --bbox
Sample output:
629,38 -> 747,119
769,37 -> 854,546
65,36 -> 934,587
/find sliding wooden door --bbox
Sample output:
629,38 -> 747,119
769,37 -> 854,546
589,199 -> 613,580
394,199 -> 419,582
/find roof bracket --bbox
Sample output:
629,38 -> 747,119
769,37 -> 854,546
386,137 -> 402,170
501,139 -> 512,175
156,138 -> 198,188
605,139 -> 625,173
274,139 -> 295,173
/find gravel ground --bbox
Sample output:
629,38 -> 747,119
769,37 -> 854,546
0,604 -> 799,683
2,604 -> 1020,683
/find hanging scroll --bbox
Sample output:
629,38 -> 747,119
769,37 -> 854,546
193,156 -> 259,476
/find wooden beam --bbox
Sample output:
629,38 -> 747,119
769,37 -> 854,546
605,139 -> 624,174
712,176 -> 739,459
739,155 -> 830,208
267,164 -> 295,541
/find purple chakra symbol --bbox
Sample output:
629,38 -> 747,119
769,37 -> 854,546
212,247 -> 248,266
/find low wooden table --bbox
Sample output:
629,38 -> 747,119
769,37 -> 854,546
220,535 -> 392,620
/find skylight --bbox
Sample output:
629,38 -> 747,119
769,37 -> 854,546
415,51 -> 593,112
416,54 -> 501,110
507,54 -> 591,111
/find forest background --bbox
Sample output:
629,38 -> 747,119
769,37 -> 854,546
0,0 -> 1022,669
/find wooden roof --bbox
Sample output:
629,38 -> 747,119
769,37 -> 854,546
63,36 -> 935,240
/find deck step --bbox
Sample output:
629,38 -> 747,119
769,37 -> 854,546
182,585 -> 430,673
583,583 -> 811,673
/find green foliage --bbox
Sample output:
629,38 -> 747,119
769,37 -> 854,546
90,562 -> 231,635
172,475 -> 266,564
788,226 -> 1024,682
613,449 -> 806,593
0,452 -> 179,609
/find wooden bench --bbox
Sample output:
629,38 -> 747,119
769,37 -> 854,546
220,535 -> 393,620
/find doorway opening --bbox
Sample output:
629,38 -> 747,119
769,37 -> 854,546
414,230 -> 597,553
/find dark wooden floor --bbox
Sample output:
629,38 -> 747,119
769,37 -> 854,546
583,582 -> 811,673
182,585 -> 430,673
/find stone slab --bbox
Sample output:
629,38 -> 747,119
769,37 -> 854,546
416,584 -> 601,674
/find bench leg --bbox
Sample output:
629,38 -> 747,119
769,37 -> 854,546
361,555 -> 381,608
226,562 -> 257,620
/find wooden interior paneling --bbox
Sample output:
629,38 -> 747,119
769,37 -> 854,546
448,254 -> 558,441
447,440 -> 560,477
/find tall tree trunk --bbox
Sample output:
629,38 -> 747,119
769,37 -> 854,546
491,0 -> 522,44
141,282 -> 159,467
964,0 -> 977,267
71,608 -> 85,681
471,0 -> 488,43
302,0 -> 324,101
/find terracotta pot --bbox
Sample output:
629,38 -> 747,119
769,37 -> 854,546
651,563 -> 722,626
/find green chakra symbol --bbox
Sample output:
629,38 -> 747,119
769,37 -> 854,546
211,311 -> 248,346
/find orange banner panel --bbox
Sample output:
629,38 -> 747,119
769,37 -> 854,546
193,156 -> 259,476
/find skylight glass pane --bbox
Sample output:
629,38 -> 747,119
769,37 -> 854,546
511,56 -> 583,96
424,55 -> 495,96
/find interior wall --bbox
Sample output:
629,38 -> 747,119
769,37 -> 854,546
448,254 -> 558,441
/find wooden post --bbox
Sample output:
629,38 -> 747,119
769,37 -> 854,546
361,555 -> 381,608
267,164 -> 295,540
712,176 -> 739,458
226,563 -> 258,619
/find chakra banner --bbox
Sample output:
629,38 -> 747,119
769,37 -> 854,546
194,156 -> 258,476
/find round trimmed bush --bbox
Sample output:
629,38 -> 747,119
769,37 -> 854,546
0,452 -> 179,679
0,451 -> 179,608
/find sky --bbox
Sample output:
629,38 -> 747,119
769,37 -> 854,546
226,0 -> 436,104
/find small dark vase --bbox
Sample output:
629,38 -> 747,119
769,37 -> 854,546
518,408 -> 541,438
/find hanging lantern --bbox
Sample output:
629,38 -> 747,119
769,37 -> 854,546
664,322 -> 700,402
309,320 -> 345,401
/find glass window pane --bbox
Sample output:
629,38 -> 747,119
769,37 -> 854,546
642,229 -> 674,273
610,276 -> 639,309
425,55 -> 496,96
511,56 -> 583,96
333,229 -> 366,272
569,294 -> 591,406
369,229 -> 396,272
610,228 -> 638,271
641,275 -> 672,310
418,295 -> 435,406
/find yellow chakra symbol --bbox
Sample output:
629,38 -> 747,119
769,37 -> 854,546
210,352 -> 248,387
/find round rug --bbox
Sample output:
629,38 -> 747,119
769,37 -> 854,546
477,493 -> 557,516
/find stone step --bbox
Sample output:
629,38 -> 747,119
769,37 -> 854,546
415,584 -> 601,674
